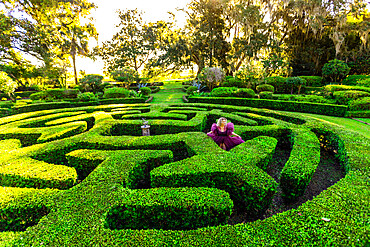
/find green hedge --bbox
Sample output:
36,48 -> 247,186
280,128 -> 321,201
349,96 -> 370,111
151,136 -> 278,214
345,110 -> 370,117
324,84 -> 370,94
188,97 -> 348,116
298,76 -> 324,87
0,103 -> 368,246
333,90 -> 370,105
0,91 -> 35,99
11,98 -> 147,114
106,187 -> 233,230
0,187 -> 58,231
341,75 -> 370,85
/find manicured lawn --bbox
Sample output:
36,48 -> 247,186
150,80 -> 185,104
299,112 -> 370,139
355,118 -> 370,124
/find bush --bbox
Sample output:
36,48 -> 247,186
262,76 -> 287,93
77,92 -> 98,102
0,71 -> 17,102
186,86 -> 198,95
211,87 -> 255,98
110,68 -> 139,84
333,90 -> 370,105
324,84 -> 370,94
198,67 -> 225,91
356,78 -> 370,87
286,77 -> 306,94
78,74 -> 104,93
139,87 -> 151,96
221,77 -> 247,88
322,59 -> 350,84
256,84 -> 274,93
234,88 -> 256,98
234,65 -> 261,89
210,87 -> 238,97
349,97 -> 370,111
342,75 -> 370,86
103,87 -> 130,99
259,91 -> 273,99
298,76 -> 324,87
29,89 -> 79,101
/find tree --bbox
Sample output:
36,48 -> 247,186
97,9 -> 168,76
0,71 -> 18,102
0,0 -> 97,87
322,59 -> 350,84
57,1 -> 98,86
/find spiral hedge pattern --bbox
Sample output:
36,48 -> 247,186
0,103 -> 368,246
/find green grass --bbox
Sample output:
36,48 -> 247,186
150,80 -> 186,104
298,112 -> 370,139
355,118 -> 370,124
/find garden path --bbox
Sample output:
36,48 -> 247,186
150,80 -> 185,104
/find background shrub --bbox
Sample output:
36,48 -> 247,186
262,76 -> 287,93
198,67 -> 225,91
211,87 -> 255,98
333,90 -> 370,105
186,86 -> 198,95
29,89 -> 79,101
322,59 -> 350,84
349,97 -> 370,111
77,92 -> 98,102
221,77 -> 247,88
78,74 -> 104,93
356,78 -> 370,87
103,87 -> 130,99
139,87 -> 151,96
342,75 -> 370,86
298,76 -> 324,87
256,84 -> 274,93
211,87 -> 238,97
259,91 -> 273,99
234,88 -> 256,98
110,68 -> 139,86
286,77 -> 306,94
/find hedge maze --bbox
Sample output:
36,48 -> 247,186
0,103 -> 369,246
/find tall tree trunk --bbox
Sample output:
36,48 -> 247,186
8,92 -> 16,103
72,54 -> 78,85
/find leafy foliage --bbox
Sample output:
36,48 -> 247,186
78,74 -> 104,94
0,71 -> 17,102
139,87 -> 151,96
110,68 -> 139,87
198,67 -> 225,91
103,87 -> 130,99
322,60 -> 350,84
77,92 -> 98,102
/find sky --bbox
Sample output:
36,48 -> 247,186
76,0 -> 190,76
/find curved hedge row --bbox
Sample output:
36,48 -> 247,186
188,97 -> 348,116
280,127 -> 321,201
0,103 -> 367,246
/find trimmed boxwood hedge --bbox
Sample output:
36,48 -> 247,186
106,187 -> 233,230
280,128 -> 321,201
151,136 -> 278,214
188,96 -> 348,116
0,103 -> 368,246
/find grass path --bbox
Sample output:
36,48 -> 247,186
296,112 -> 370,139
150,81 -> 185,104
